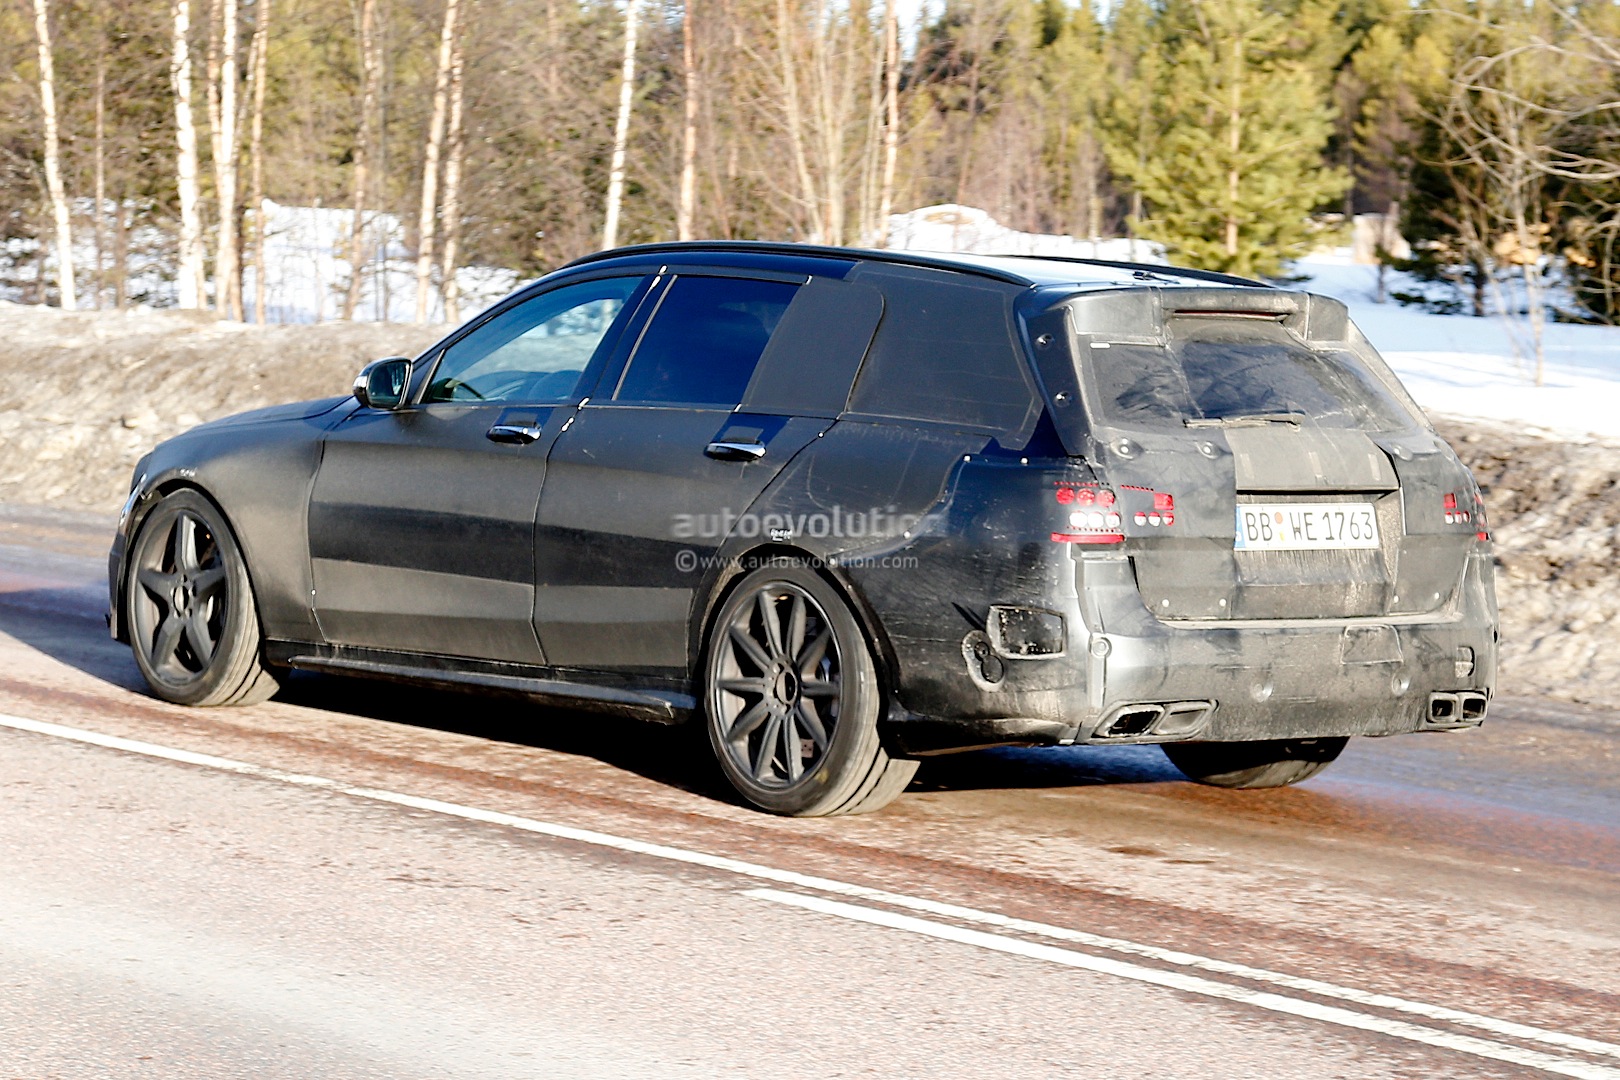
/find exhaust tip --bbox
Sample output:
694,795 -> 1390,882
1426,690 -> 1488,727
1096,700 -> 1216,741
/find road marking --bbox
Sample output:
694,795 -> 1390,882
743,889 -> 1620,1080
3,709 -> 1617,1076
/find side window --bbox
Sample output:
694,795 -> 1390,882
423,276 -> 642,404
844,264 -> 1037,439
614,275 -> 799,406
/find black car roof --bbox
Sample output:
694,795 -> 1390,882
561,240 -> 1269,291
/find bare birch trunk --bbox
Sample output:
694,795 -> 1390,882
246,0 -> 271,322
776,0 -> 819,240
676,0 -> 697,241
875,0 -> 899,248
1223,35 -> 1241,259
439,35 -> 466,324
33,0 -> 76,311
415,0 -> 460,322
172,0 -> 207,309
94,57 -> 107,308
602,0 -> 639,250
210,0 -> 242,319
343,0 -> 380,320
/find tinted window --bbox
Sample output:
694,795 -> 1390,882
615,276 -> 798,406
1085,317 -> 1422,432
424,276 -> 641,404
844,264 -> 1036,438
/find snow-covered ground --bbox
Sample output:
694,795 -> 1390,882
1295,254 -> 1620,443
887,205 -> 1620,443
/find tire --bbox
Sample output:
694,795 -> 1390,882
1162,737 -> 1348,789
124,490 -> 279,707
703,560 -> 917,816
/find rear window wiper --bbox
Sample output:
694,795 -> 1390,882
1184,412 -> 1305,429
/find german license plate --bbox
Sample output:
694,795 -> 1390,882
1234,503 -> 1380,551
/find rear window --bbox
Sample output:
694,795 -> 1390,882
1082,316 -> 1424,433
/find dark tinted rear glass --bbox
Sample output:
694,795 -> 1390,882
844,264 -> 1036,439
615,276 -> 798,406
1084,316 -> 1422,432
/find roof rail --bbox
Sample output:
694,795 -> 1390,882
560,240 -> 1037,286
561,239 -> 1271,290
983,252 -> 1269,289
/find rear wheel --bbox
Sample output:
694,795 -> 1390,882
703,561 -> 916,816
1162,737 -> 1347,789
125,490 -> 279,707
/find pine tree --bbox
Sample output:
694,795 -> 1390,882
1115,0 -> 1349,278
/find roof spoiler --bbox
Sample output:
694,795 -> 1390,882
1067,288 -> 1352,344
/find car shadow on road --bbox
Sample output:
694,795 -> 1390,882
0,583 -> 1187,802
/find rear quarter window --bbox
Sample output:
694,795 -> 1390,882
844,264 -> 1037,441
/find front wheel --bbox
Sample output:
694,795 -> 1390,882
125,490 -> 280,707
1162,737 -> 1348,789
703,561 -> 916,816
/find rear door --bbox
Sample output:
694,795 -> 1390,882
1061,289 -> 1477,621
307,274 -> 648,661
532,272 -> 845,675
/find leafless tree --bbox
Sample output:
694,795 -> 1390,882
32,0 -> 76,310
246,0 -> 273,323
172,0 -> 207,309
439,29 -> 467,323
207,0 -> 243,319
602,0 -> 639,249
342,0 -> 380,320
415,0 -> 460,322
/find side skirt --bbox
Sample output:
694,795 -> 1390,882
263,641 -> 696,724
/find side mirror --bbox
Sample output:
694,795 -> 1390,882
353,357 -> 413,410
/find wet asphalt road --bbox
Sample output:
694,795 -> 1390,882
0,502 -> 1617,1079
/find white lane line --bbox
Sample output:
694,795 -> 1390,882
4,710 -> 1617,1072
744,889 -> 1620,1080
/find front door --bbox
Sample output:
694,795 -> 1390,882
308,274 -> 648,663
533,273 -> 826,675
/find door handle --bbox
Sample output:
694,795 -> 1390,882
705,440 -> 767,461
487,423 -> 543,444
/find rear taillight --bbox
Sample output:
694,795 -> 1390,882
1053,485 -> 1124,544
1442,491 -> 1473,526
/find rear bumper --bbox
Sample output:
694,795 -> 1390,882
881,549 -> 1498,754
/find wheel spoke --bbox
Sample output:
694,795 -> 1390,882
756,589 -> 785,657
728,625 -> 772,674
191,565 -> 227,600
795,700 -> 829,753
174,514 -> 200,573
796,625 -> 832,675
727,699 -> 770,742
716,677 -> 769,696
136,566 -> 177,599
781,710 -> 803,781
785,594 -> 807,658
752,712 -> 784,781
184,609 -> 217,664
800,678 -> 839,698
151,613 -> 185,670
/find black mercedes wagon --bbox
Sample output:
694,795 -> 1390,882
109,243 -> 1498,815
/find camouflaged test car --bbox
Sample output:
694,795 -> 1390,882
109,242 -> 1498,815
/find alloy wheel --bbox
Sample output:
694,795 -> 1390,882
711,583 -> 844,788
130,509 -> 230,684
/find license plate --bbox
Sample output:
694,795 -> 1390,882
1234,502 -> 1380,550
